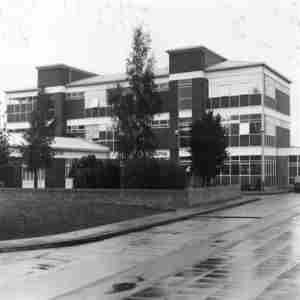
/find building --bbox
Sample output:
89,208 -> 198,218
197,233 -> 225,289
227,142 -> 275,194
7,133 -> 110,188
4,45 -> 297,187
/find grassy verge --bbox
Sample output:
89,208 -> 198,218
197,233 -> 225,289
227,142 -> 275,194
0,198 -> 161,241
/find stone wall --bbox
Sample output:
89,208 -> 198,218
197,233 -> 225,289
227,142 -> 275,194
0,185 -> 241,210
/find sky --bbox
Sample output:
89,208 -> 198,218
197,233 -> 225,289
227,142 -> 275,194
0,0 -> 299,144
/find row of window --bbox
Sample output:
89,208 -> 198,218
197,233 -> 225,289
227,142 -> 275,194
225,135 -> 275,147
207,94 -> 261,109
229,114 -> 261,121
22,168 -> 45,181
92,130 -> 117,151
178,79 -> 192,110
65,83 -> 168,102
66,92 -> 84,101
224,121 -> 262,136
85,106 -> 113,118
7,113 -> 32,122
216,175 -> 277,186
151,119 -> 169,128
219,158 -> 276,176
7,102 -> 36,113
66,125 -> 85,137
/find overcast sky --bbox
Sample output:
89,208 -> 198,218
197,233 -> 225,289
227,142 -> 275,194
0,0 -> 299,144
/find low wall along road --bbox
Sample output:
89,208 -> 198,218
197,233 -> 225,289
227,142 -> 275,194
0,185 -> 241,210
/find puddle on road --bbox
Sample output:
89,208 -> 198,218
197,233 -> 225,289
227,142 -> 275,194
196,215 -> 262,219
106,276 -> 144,294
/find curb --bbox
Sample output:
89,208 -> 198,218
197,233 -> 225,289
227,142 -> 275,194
0,196 -> 261,253
243,190 -> 292,196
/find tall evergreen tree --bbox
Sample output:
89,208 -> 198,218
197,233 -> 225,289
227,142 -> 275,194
190,112 -> 228,186
20,91 -> 55,188
109,25 -> 161,160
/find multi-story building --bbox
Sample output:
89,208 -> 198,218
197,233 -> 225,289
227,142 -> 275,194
5,45 -> 297,187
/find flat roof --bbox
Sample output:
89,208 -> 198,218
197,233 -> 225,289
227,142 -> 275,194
5,88 -> 39,94
67,67 -> 169,87
206,60 -> 291,84
36,64 -> 98,77
8,133 -> 110,154
166,45 -> 226,61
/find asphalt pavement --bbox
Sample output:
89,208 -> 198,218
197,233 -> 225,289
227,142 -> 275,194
1,193 -> 300,299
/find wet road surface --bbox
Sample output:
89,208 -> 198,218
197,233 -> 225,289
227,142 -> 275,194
1,193 -> 300,299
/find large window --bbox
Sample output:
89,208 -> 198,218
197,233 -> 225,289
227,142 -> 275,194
207,94 -> 261,109
178,117 -> 192,149
66,125 -> 85,137
85,106 -> 113,118
151,119 -> 169,128
7,96 -> 37,122
66,92 -> 84,101
93,130 -> 116,151
156,83 -> 169,92
217,155 -> 276,186
178,79 -> 192,110
224,114 -> 263,147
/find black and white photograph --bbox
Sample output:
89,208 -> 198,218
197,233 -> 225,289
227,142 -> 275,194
0,0 -> 299,299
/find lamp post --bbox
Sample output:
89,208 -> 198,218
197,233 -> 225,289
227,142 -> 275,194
174,129 -> 180,164
261,68 -> 266,192
119,130 -> 125,189
261,128 -> 265,191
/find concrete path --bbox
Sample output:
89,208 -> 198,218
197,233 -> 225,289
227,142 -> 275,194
0,194 -> 300,299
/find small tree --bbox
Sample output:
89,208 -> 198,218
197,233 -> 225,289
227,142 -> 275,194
190,111 -> 228,187
0,131 -> 10,166
108,25 -> 161,160
20,92 -> 55,188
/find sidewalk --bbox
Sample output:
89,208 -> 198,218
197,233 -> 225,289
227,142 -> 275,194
243,187 -> 292,195
0,195 -> 263,253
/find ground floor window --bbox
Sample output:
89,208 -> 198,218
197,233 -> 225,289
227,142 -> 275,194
216,155 -> 277,186
289,155 -> 300,184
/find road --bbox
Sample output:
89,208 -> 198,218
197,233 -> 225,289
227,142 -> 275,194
1,193 -> 300,299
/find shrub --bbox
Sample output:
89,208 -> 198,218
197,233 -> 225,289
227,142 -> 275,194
123,158 -> 187,189
69,155 -> 120,188
0,164 -> 21,187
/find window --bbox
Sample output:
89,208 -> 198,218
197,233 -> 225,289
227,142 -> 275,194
211,97 -> 220,109
179,117 -> 192,128
7,97 -> 37,123
151,119 -> 169,128
220,96 -> 229,108
250,135 -> 261,146
230,96 -> 239,107
240,95 -> 249,106
249,94 -> 261,106
84,106 -> 112,118
65,159 -> 75,178
250,121 -> 261,134
178,80 -> 192,110
230,136 -> 239,147
156,83 -> 169,92
66,92 -> 84,101
230,124 -> 239,135
240,135 -> 250,146
67,125 -> 85,137
95,130 -> 116,151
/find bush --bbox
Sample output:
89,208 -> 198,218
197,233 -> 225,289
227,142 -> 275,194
123,158 -> 187,189
69,155 -> 120,188
0,164 -> 21,187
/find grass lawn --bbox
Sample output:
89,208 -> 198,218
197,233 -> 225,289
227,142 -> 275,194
0,198 -> 162,241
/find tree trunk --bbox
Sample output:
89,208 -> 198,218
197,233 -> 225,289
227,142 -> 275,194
33,168 -> 38,189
